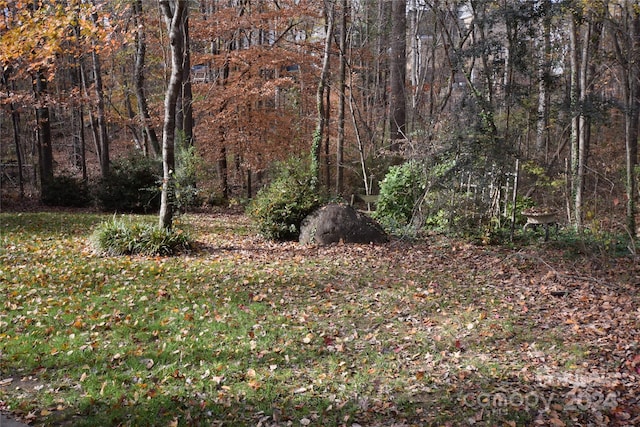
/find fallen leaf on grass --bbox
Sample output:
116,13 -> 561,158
548,418 -> 566,427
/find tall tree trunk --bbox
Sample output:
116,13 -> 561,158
576,19 -> 592,231
324,85 -> 331,190
72,6 -> 100,168
628,9 -> 640,238
3,71 -> 25,198
133,0 -> 161,157
123,83 -> 143,150
612,2 -> 640,237
159,0 -> 188,230
27,0 -> 52,194
468,0 -> 498,138
92,49 -> 109,177
178,15 -> 194,152
178,33 -> 196,204
312,1 -> 334,181
336,0 -> 348,196
569,13 -> 582,229
536,0 -> 551,158
389,0 -> 407,150
626,81 -> 640,238
10,101 -> 25,198
76,106 -> 87,181
217,145 -> 228,200
11,103 -> 25,198
571,6 -> 603,231
34,71 -> 54,192
78,59 -> 101,165
89,1 -> 109,178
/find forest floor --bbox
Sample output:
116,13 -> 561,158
0,210 -> 639,426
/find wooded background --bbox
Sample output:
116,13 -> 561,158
0,0 -> 638,236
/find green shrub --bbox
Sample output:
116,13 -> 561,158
90,216 -> 190,256
247,158 -> 323,241
173,139 -> 203,212
504,196 -> 535,225
373,160 -> 426,232
41,175 -> 92,207
95,154 -> 161,213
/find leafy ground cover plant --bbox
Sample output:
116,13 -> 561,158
90,216 -> 191,256
0,212 -> 638,426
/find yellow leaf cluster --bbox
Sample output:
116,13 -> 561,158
0,1 -> 120,79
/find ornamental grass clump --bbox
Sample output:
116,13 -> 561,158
91,216 -> 190,256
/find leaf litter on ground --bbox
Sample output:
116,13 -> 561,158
0,211 -> 638,426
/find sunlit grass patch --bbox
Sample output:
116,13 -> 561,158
1,211 -> 638,426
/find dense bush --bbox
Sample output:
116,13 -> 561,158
173,139 -> 203,212
95,154 -> 161,213
373,160 -> 426,232
247,158 -> 323,241
90,216 -> 190,256
41,175 -> 92,207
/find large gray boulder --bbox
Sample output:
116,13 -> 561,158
299,204 -> 388,245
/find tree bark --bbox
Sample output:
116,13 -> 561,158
627,9 -> 640,238
27,0 -> 53,195
34,71 -> 54,191
536,0 -> 551,158
324,85 -> 331,190
159,0 -> 188,230
312,1 -> 334,181
336,0 -> 348,196
133,0 -> 161,157
389,0 -> 407,150
571,5 -> 603,231
92,48 -> 109,178
88,1 -> 110,178
178,14 -> 194,152
217,145 -> 228,200
611,1 -> 639,237
569,13 -> 581,229
3,70 -> 25,198
78,58 -> 102,167
576,19 -> 592,231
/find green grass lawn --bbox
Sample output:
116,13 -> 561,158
1,211 -> 639,426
